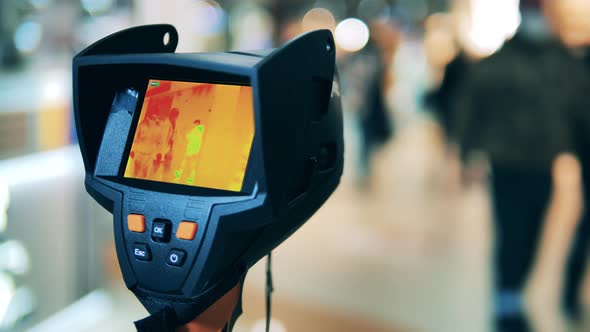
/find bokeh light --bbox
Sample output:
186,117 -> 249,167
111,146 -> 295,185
335,18 -> 370,52
42,81 -> 64,104
13,21 -> 43,55
302,8 -> 336,32
463,0 -> 521,56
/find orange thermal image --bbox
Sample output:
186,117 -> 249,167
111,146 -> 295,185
124,79 -> 255,192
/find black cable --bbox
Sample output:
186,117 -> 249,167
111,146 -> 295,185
265,252 -> 274,332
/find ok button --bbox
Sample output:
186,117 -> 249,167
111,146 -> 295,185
152,219 -> 171,243
167,249 -> 186,267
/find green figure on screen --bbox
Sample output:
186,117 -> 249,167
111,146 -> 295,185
186,120 -> 205,156
176,119 -> 205,184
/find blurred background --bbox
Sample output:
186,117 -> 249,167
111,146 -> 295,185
2,0 -> 590,331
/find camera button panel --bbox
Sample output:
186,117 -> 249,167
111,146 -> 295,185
122,190 -> 213,293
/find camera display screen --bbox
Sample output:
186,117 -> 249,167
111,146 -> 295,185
123,79 -> 255,192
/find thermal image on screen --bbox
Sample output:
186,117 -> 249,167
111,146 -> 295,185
123,79 -> 255,192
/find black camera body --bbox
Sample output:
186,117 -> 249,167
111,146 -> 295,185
73,24 -> 343,323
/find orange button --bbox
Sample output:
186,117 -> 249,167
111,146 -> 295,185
177,221 -> 198,240
127,214 -> 146,233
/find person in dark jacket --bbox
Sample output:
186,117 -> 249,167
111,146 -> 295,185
435,4 -> 590,331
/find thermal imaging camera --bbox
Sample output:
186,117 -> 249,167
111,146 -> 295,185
73,24 -> 343,329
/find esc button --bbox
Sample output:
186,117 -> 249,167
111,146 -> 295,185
167,249 -> 186,267
133,243 -> 151,261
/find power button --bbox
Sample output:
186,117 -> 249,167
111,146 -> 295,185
167,249 -> 186,267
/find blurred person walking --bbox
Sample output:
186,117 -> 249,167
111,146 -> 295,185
339,21 -> 397,188
433,2 -> 590,331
